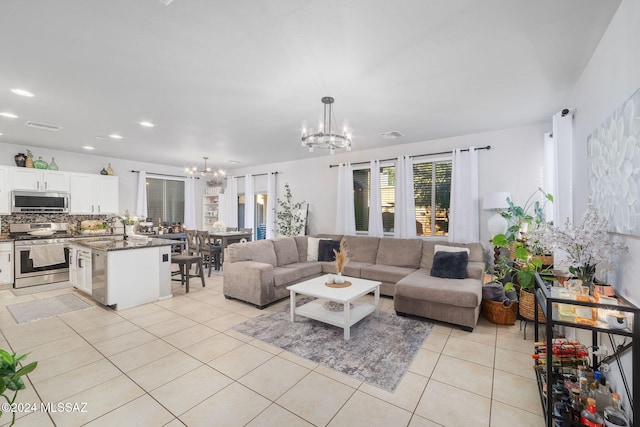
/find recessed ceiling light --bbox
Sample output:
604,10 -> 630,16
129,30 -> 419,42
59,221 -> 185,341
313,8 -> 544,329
109,134 -> 123,140
227,160 -> 240,164
83,146 -> 95,150
0,112 -> 18,119
139,121 -> 155,128
10,88 -> 34,97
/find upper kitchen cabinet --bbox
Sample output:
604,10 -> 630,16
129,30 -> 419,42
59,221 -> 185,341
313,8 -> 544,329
69,173 -> 119,215
0,166 -> 9,214
10,168 -> 69,192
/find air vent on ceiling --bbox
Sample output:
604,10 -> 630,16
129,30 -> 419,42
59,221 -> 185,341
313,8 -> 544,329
379,131 -> 404,140
24,121 -> 62,132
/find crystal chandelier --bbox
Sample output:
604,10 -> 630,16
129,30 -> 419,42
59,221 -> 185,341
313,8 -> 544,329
185,156 -> 225,179
301,96 -> 352,154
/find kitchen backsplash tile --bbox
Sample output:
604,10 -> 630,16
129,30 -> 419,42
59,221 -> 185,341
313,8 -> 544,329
0,213 -> 110,235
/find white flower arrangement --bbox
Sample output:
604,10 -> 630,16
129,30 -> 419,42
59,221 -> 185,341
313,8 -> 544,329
536,205 -> 628,283
212,220 -> 226,231
120,209 -> 139,226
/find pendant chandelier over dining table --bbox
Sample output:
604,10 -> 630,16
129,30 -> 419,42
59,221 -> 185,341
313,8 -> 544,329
185,156 -> 225,177
301,96 -> 352,154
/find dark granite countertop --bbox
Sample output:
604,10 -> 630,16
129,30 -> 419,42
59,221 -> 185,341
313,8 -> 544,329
71,237 -> 179,251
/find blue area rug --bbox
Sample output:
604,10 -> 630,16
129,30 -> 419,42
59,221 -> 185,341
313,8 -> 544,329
233,298 -> 432,392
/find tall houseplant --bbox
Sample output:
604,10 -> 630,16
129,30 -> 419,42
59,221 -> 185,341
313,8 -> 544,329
275,183 -> 306,237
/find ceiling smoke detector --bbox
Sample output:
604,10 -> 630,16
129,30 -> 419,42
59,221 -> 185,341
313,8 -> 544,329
24,121 -> 62,132
379,131 -> 404,140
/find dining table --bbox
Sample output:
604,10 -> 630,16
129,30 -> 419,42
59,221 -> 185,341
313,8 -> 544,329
208,230 -> 253,253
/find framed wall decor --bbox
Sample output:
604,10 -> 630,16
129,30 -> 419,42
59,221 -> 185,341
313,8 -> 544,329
587,87 -> 640,236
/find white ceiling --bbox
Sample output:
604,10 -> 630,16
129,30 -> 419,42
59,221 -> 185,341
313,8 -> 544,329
0,0 -> 621,170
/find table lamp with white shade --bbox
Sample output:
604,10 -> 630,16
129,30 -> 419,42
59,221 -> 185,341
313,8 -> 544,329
483,192 -> 511,238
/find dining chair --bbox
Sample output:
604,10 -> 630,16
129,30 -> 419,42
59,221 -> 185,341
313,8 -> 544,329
184,229 -> 199,256
226,227 -> 238,232
197,230 -> 222,276
171,231 -> 205,293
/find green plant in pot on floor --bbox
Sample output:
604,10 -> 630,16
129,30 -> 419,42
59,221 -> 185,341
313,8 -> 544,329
491,188 -> 553,319
0,349 -> 37,426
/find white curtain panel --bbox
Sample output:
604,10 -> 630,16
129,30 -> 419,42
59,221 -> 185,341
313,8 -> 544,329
552,110 -> 573,225
135,171 -> 148,218
183,177 -> 197,229
266,172 -> 277,239
244,174 -> 255,234
449,148 -> 479,243
223,176 -> 239,228
335,163 -> 356,235
368,160 -> 384,237
543,132 -> 556,224
394,155 -> 416,238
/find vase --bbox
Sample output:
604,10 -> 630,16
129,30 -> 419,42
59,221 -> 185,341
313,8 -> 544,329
125,225 -> 136,236
106,163 -> 114,176
334,272 -> 345,284
48,157 -> 58,170
33,156 -> 48,169
25,155 -> 33,168
14,153 -> 26,167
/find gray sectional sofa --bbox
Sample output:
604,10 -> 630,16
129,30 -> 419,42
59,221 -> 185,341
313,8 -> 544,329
222,235 -> 485,330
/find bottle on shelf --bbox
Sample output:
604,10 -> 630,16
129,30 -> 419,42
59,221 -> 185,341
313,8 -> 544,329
576,286 -> 597,325
581,397 -> 605,426
604,393 -> 629,426
571,388 -> 585,424
593,372 -> 613,415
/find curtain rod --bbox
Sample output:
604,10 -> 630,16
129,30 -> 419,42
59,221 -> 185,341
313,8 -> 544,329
130,170 -> 200,179
328,145 -> 491,168
226,171 -> 279,179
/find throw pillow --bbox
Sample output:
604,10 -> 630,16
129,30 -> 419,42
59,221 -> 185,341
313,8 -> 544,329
430,251 -> 469,279
318,239 -> 342,262
434,244 -> 470,255
307,237 -> 330,262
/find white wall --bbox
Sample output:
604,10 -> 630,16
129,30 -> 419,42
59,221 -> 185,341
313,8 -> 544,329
568,0 -> 640,303
225,123 -> 548,245
0,141 -> 207,223
567,0 -> 638,413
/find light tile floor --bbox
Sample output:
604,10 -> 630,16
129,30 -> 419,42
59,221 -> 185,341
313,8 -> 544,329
0,274 -> 545,427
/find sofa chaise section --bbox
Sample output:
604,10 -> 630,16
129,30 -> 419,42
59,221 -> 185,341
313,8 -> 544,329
394,241 -> 485,331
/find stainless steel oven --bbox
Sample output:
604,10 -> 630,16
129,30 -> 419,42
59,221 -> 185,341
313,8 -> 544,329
14,239 -> 70,288
10,223 -> 72,288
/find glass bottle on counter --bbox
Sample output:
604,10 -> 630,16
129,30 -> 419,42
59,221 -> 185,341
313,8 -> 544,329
604,393 -> 629,426
581,398 -> 604,427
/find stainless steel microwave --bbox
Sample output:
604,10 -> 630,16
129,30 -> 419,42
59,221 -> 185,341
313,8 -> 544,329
12,191 -> 70,213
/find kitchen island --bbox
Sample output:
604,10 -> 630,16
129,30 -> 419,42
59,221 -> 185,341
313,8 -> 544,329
71,237 -> 177,310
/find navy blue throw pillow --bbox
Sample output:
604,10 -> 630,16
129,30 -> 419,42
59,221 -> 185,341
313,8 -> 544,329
430,251 -> 469,279
318,240 -> 342,262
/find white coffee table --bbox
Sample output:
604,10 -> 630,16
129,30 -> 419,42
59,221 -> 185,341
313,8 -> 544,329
287,274 -> 381,340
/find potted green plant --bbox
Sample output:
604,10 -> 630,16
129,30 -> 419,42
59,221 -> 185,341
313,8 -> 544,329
491,188 -> 553,322
0,350 -> 37,426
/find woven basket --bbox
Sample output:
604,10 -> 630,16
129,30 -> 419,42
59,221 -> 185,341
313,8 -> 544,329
519,288 -> 546,323
482,299 -> 518,325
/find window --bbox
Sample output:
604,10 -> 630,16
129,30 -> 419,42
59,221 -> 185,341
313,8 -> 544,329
237,193 -> 269,239
413,160 -> 451,236
146,177 -> 185,224
353,159 -> 452,236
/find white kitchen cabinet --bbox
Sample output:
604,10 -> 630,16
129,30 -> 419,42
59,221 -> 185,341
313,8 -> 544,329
69,244 -> 92,295
10,168 -> 69,192
0,167 -> 9,214
0,242 -> 13,286
69,173 -> 119,215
